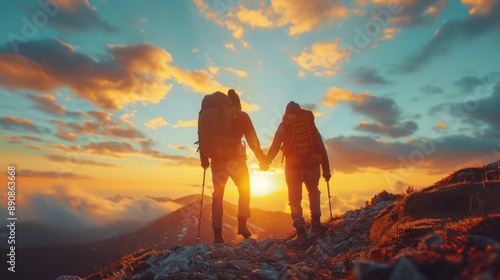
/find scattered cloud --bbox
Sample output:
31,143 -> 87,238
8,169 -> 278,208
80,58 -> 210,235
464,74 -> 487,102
293,38 -> 352,77
173,119 -> 198,128
18,169 -> 91,179
348,66 -> 390,85
356,121 -> 418,138
369,0 -> 446,27
0,116 -> 48,133
224,42 -> 236,51
172,67 -> 226,94
26,144 -> 43,150
324,134 -> 500,174
223,67 -> 249,78
16,185 -> 181,229
323,87 -> 418,137
144,117 -> 170,130
420,85 -> 444,95
37,0 -> 119,34
194,0 -> 349,38
27,94 -> 66,115
44,154 -> 120,168
399,1 -> 500,73
435,122 -> 447,129
0,39 -> 174,110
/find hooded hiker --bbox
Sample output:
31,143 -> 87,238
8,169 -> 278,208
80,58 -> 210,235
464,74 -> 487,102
264,101 -> 331,245
198,89 -> 267,244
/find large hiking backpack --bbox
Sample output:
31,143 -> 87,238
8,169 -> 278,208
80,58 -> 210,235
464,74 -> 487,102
198,92 -> 236,159
282,109 -> 323,166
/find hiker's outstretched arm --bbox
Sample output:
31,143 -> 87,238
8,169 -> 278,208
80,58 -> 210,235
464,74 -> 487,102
266,123 -> 285,164
320,136 -> 331,179
242,113 -> 266,162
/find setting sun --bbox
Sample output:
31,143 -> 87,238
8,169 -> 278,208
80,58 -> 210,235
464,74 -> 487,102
250,171 -> 279,197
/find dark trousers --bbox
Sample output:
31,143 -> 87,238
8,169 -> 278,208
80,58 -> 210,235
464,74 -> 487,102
210,158 -> 250,229
285,165 -> 321,228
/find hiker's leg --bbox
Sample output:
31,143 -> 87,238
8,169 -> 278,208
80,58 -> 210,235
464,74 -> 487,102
211,161 -> 229,230
229,159 -> 251,219
304,165 -> 321,222
286,167 -> 306,229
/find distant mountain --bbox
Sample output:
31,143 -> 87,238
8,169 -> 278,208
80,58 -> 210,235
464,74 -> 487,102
3,196 -> 291,280
59,164 -> 500,280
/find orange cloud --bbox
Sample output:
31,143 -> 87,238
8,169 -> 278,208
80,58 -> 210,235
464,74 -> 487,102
144,117 -> 170,130
223,67 -> 249,78
173,120 -> 198,128
172,67 -> 226,93
27,94 -> 66,115
0,39 -> 173,110
224,42 -> 236,51
293,39 -> 352,77
195,0 -> 349,38
463,0 -> 495,14
44,154 -> 120,168
322,87 -> 371,107
435,122 -> 447,129
0,116 -> 47,133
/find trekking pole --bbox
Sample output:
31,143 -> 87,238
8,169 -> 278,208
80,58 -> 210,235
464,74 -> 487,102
326,179 -> 333,224
197,168 -> 207,244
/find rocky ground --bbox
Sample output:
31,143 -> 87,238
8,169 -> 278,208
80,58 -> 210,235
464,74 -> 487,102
57,167 -> 500,280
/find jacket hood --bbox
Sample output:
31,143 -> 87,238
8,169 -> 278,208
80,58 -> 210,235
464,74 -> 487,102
285,101 -> 301,113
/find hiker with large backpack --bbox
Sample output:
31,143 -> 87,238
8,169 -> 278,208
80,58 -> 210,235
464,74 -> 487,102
198,89 -> 267,244
264,101 -> 331,245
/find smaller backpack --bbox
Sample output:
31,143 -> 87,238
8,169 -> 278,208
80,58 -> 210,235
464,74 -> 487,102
282,109 -> 323,166
198,92 -> 236,159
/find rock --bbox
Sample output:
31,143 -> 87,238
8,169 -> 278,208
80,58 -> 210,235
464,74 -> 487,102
259,239 -> 275,252
211,248 -> 226,259
305,246 -> 316,255
353,261 -> 392,280
137,271 -> 154,280
468,235 -> 500,250
265,244 -> 288,261
419,234 -> 444,250
223,247 -> 239,260
251,269 -> 279,280
228,260 -> 254,272
214,260 -> 227,269
474,271 -> 496,280
389,257 -> 428,280
55,276 -> 83,280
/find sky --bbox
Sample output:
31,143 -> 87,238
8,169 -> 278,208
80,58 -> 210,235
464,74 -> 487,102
0,0 -> 500,229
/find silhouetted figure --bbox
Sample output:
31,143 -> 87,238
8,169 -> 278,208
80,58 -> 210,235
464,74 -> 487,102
198,89 -> 266,243
265,101 -> 331,245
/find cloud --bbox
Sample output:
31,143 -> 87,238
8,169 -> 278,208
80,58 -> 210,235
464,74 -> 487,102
37,0 -> 119,34
172,67 -> 226,93
399,1 -> 500,73
144,117 -> 170,130
432,82 -> 500,134
348,66 -> 390,85
435,122 -> 447,129
54,118 -> 143,141
194,0 -> 349,38
26,144 -> 43,150
18,169 -> 91,179
356,121 -> 418,138
82,141 -> 137,158
323,87 -> 418,137
241,101 -> 261,113
44,154 -> 120,168
454,72 -> 499,94
224,42 -> 236,51
223,67 -> 249,78
369,0 -> 446,27
27,94 -> 66,115
208,66 -> 220,75
324,134 -> 500,174
0,116 -> 48,133
294,38 -> 351,77
420,85 -> 444,95
0,39 -> 174,110
14,185 -> 181,229
173,119 -> 198,128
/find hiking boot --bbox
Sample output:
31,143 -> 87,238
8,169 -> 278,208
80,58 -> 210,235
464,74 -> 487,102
292,227 -> 308,246
237,218 -> 252,238
310,222 -> 328,237
214,228 -> 224,244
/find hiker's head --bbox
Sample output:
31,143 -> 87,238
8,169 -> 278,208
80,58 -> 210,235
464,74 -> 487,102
285,101 -> 301,114
228,89 -> 242,110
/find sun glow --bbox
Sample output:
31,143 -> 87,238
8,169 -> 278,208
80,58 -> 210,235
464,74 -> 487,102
250,171 -> 279,197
